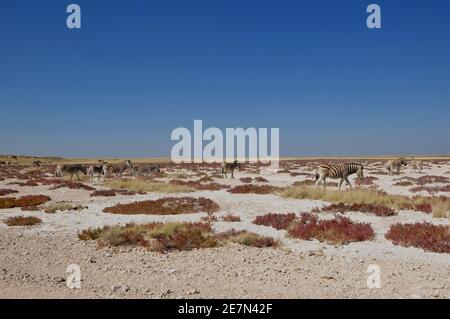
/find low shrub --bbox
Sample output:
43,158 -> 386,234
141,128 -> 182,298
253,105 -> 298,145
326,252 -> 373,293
288,213 -> 375,245
104,179 -> 194,193
253,213 -> 296,230
103,197 -> 220,215
0,189 -> 19,196
385,222 -> 450,253
79,222 -> 278,252
321,202 -> 396,217
228,185 -> 283,194
221,214 -> 241,222
0,195 -> 51,209
4,216 -> 42,226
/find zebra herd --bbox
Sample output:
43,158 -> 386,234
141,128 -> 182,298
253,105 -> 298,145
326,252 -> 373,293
315,156 -> 424,190
55,160 -> 161,182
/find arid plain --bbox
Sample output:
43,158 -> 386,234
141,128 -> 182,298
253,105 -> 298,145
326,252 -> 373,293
0,157 -> 449,298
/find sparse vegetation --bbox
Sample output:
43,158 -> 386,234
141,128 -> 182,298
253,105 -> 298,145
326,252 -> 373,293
288,213 -> 375,245
385,222 -> 450,254
0,195 -> 51,209
228,185 -> 283,194
253,213 -> 296,230
282,185 -> 448,214
0,189 -> 18,196
320,202 -> 396,217
78,222 -> 277,252
103,197 -> 220,215
104,179 -> 194,193
4,216 -> 42,226
221,214 -> 241,222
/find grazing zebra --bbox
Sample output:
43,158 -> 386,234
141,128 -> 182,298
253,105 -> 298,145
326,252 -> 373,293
102,160 -> 132,178
32,160 -> 42,167
131,164 -> 160,177
56,164 -> 88,181
410,156 -> 423,173
221,160 -> 240,178
87,165 -> 105,183
315,162 -> 364,190
386,158 -> 408,175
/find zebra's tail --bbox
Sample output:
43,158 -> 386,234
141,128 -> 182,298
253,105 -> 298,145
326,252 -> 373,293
315,171 -> 319,181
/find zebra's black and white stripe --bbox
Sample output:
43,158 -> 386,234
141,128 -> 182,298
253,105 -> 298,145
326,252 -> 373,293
315,162 -> 364,189
221,160 -> 240,178
87,165 -> 105,183
102,160 -> 132,178
56,164 -> 88,181
131,164 -> 160,177
410,156 -> 423,173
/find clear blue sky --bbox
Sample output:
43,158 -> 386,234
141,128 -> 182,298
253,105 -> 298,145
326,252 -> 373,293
1,0 -> 449,158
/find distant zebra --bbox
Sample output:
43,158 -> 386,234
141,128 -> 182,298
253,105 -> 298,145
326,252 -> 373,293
32,160 -> 42,167
56,164 -> 88,181
221,160 -> 240,178
102,160 -> 132,178
315,162 -> 364,190
10,156 -> 18,166
386,158 -> 407,175
131,164 -> 160,177
410,156 -> 423,173
87,165 -> 105,183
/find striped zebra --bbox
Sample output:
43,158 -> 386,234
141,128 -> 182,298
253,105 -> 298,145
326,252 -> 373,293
315,162 -> 364,190
221,160 -> 240,178
102,160 -> 132,178
87,165 -> 105,183
56,164 -> 88,181
386,158 -> 407,175
410,156 -> 423,173
131,164 -> 160,177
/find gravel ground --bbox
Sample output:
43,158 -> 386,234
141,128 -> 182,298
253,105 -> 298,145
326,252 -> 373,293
0,161 -> 449,298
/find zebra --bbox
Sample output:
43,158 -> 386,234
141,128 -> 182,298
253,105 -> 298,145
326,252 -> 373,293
32,160 -> 42,167
56,164 -> 88,181
315,162 -> 364,190
102,160 -> 132,178
87,165 -> 105,183
221,160 -> 240,178
386,158 -> 408,175
10,156 -> 18,166
410,156 -> 423,173
131,164 -> 160,177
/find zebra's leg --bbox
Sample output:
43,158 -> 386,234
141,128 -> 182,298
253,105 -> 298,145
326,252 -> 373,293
76,173 -> 81,181
315,174 -> 323,187
345,177 -> 352,188
338,178 -> 344,190
70,173 -> 74,181
231,169 -> 234,179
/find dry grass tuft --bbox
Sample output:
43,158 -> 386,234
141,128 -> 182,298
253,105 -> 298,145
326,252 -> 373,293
385,222 -> 450,253
282,185 -> 448,214
288,213 -> 375,245
104,197 -> 220,215
431,201 -> 450,219
104,179 -> 194,193
4,216 -> 42,226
